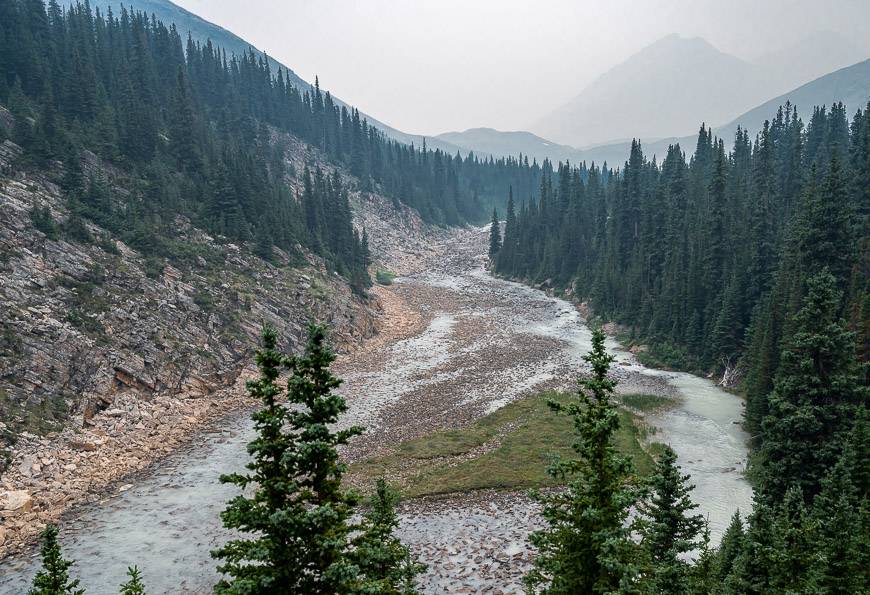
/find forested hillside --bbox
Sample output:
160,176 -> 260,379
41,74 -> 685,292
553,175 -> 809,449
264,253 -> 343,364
0,0 -> 541,284
491,102 -> 870,592
495,102 -> 869,437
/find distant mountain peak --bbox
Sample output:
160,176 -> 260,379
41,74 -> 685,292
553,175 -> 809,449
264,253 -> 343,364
530,35 -> 759,147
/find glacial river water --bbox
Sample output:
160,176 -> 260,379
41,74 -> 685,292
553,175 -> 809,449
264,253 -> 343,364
0,228 -> 752,594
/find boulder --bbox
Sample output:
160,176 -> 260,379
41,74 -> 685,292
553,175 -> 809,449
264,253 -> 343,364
0,490 -> 33,516
69,438 -> 98,452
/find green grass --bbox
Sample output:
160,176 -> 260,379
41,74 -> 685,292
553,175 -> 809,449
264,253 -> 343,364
352,391 -> 657,497
619,393 -> 675,412
376,270 -> 397,285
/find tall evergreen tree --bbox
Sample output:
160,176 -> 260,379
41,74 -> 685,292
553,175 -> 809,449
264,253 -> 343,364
637,446 -> 705,594
759,270 -> 866,502
714,512 -> 744,586
525,329 -> 641,594
212,325 -> 363,594
352,478 -> 425,594
28,526 -> 84,595
488,207 -> 501,261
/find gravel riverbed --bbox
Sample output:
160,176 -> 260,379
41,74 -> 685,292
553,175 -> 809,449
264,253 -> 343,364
0,226 -> 751,594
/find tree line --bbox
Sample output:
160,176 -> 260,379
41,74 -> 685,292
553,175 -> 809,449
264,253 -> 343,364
489,103 -> 869,591
492,103 -> 868,439
0,0 -> 543,293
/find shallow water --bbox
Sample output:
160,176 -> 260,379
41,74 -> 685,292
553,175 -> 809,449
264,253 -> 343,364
0,232 -> 751,593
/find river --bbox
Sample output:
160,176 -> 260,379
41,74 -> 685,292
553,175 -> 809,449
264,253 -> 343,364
0,226 -> 752,594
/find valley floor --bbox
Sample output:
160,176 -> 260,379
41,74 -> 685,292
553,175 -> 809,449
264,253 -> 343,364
0,226 -> 751,594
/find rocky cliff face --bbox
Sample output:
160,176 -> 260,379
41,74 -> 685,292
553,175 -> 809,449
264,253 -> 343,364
0,125 -> 430,553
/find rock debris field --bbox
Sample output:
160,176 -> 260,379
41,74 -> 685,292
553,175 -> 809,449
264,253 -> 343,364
0,226 -> 751,594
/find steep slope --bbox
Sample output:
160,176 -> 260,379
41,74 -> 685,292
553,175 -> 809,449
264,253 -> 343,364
755,30 -> 866,96
67,0 -> 463,155
531,35 -> 767,147
714,57 -> 870,142
0,103 -> 440,555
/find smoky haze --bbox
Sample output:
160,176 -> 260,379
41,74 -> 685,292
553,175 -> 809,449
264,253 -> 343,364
173,0 -> 870,137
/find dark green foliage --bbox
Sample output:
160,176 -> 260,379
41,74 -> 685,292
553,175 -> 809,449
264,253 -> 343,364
352,478 -> 425,594
119,566 -> 146,595
29,205 -> 58,239
495,104 -> 868,410
806,451 -> 870,593
525,329 -> 641,593
212,324 -> 364,593
637,446 -> 705,594
0,0 -> 543,296
714,512 -> 744,585
488,208 -> 501,261
758,270 -> 866,503
61,214 -> 92,244
28,525 -> 84,595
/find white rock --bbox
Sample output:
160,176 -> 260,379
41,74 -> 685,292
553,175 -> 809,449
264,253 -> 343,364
0,490 -> 33,515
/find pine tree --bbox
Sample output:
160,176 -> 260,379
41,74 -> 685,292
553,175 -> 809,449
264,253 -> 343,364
715,512 -> 744,585
637,446 -> 705,594
212,325 -> 363,593
766,487 -> 816,593
119,566 -> 146,595
689,523 -> 716,595
525,329 -> 641,594
808,450 -> 870,593
353,478 -> 424,594
759,270 -> 866,502
28,525 -> 84,595
488,207 -> 501,261
723,500 -> 779,595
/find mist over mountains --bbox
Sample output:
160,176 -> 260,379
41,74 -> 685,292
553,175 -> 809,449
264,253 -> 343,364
529,32 -> 867,148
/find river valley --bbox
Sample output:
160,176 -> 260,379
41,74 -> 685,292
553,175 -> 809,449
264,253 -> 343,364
0,226 -> 752,594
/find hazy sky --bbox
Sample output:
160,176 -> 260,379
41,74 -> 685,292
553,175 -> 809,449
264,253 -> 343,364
174,0 -> 870,136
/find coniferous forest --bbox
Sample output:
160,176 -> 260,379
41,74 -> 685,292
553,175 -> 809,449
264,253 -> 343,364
0,0 -> 541,291
491,108 -> 869,592
495,109 -> 869,437
1,0 -> 868,593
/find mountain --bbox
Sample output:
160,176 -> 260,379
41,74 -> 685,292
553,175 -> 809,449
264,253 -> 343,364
755,30 -> 866,96
435,128 -> 580,164
530,35 -> 768,147
66,0 -> 463,154
714,57 -> 870,142
550,57 -> 870,169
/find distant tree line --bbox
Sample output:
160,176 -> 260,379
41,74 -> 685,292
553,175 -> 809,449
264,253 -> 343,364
493,104 -> 869,437
0,0 -> 543,294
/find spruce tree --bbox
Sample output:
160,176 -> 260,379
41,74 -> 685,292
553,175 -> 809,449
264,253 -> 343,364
119,566 -> 146,595
808,450 -> 870,593
212,324 -> 363,593
759,270 -> 866,502
353,478 -> 424,594
525,329 -> 641,594
714,512 -> 744,585
767,487 -> 816,593
28,525 -> 84,595
488,207 -> 501,261
637,446 -> 705,594
723,500 -> 778,595
689,524 -> 716,595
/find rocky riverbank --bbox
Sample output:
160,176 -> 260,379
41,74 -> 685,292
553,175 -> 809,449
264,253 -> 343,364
0,131 -> 439,557
0,223 -> 750,593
